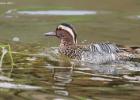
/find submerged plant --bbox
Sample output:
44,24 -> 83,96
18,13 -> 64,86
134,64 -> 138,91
0,44 -> 14,75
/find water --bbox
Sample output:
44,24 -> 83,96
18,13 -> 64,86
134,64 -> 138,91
0,0 -> 140,100
0,2 -> 13,5
128,15 -> 140,20
17,10 -> 97,16
0,44 -> 139,100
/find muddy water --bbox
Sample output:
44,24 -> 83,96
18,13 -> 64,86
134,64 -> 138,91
0,0 -> 140,100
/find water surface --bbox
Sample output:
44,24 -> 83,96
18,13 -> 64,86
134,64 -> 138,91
0,0 -> 140,100
17,10 -> 97,16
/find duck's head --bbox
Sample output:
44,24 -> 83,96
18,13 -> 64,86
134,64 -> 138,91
44,23 -> 77,45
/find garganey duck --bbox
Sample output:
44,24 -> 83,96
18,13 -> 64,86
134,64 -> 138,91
44,23 -> 139,64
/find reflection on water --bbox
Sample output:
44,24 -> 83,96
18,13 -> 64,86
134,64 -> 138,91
53,67 -> 73,96
0,41 -> 139,99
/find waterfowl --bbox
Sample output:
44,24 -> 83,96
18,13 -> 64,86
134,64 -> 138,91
44,23 -> 138,64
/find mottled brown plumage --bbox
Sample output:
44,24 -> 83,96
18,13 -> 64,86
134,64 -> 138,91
44,23 -> 140,64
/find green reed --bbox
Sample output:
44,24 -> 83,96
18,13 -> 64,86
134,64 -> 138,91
0,44 -> 14,76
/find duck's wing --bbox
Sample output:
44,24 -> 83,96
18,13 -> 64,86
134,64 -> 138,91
76,43 -> 120,64
87,42 -> 120,54
77,43 -> 140,63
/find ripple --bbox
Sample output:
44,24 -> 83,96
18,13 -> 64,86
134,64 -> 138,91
90,77 -> 112,81
0,82 -> 42,90
17,10 -> 97,16
0,2 -> 13,5
123,75 -> 140,81
54,90 -> 69,96
128,15 -> 140,20
0,76 -> 13,81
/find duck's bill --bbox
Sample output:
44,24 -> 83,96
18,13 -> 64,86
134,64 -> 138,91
44,32 -> 56,36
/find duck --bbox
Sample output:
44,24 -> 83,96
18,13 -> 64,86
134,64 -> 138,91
44,23 -> 139,64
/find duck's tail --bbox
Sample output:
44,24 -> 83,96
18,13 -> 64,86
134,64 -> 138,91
117,45 -> 140,60
117,45 -> 140,54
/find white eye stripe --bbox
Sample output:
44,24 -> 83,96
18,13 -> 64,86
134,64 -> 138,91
58,25 -> 76,43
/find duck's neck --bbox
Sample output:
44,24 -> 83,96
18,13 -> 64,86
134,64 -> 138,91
60,39 -> 76,48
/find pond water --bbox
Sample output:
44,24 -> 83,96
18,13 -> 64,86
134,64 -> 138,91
17,10 -> 97,16
0,2 -> 13,5
0,0 -> 140,100
128,15 -> 140,20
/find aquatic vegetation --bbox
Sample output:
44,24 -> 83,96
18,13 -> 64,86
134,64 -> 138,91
0,44 -> 14,75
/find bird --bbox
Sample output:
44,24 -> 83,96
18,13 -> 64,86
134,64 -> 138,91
44,23 -> 139,64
